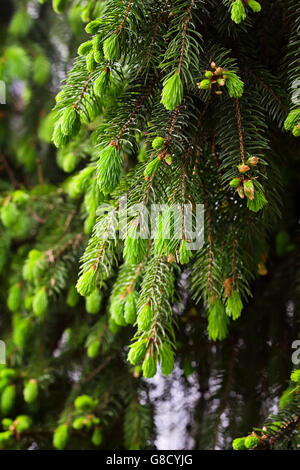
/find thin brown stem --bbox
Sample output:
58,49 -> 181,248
117,0 -> 133,35
117,78 -> 156,140
36,158 -> 44,185
247,69 -> 288,114
235,98 -> 245,163
232,232 -> 237,290
145,0 -> 169,64
166,103 -> 181,140
73,74 -> 92,110
79,355 -> 114,385
178,0 -> 194,73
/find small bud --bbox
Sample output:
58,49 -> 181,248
229,178 -> 240,188
76,268 -> 97,297
292,124 -> 300,137
247,0 -> 261,13
142,351 -> 157,378
60,106 -> 80,137
165,154 -> 172,165
74,395 -> 98,411
231,0 -> 246,24
179,239 -> 193,264
103,33 -> 120,61
73,417 -> 85,430
66,285 -> 80,307
77,40 -> 93,56
14,415 -> 32,433
110,297 -> 126,326
23,379 -> 39,404
237,164 -> 250,173
7,284 -> 22,312
53,424 -> 69,450
33,287 -> 48,317
92,428 -> 102,446
284,109 -> 300,131
124,291 -> 138,325
128,340 -> 147,365
232,437 -> 246,450
0,202 -> 20,228
152,136 -> 165,150
205,70 -> 213,79
290,370 -> 300,383
97,142 -> 121,194
1,418 -> 13,430
87,340 -> 100,358
243,180 -> 254,200
224,71 -> 244,98
244,435 -> 260,449
161,72 -> 183,110
160,342 -> 175,376
226,290 -> 243,320
85,289 -> 102,314
85,19 -> 102,35
52,123 -> 68,148
137,303 -> 153,331
1,385 -> 16,415
0,368 -> 17,380
197,79 -> 211,90
90,36 -> 102,65
247,156 -> 259,166
86,51 -> 97,72
144,157 -> 160,178
258,262 -> 268,276
237,185 -> 245,199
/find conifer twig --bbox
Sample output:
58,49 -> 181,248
178,0 -> 194,73
117,0 -> 134,35
145,0 -> 170,64
235,98 -> 245,163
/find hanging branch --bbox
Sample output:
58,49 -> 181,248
178,0 -> 194,74
198,172 -> 214,294
211,138 -> 237,292
116,0 -> 134,36
73,75 -> 93,110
